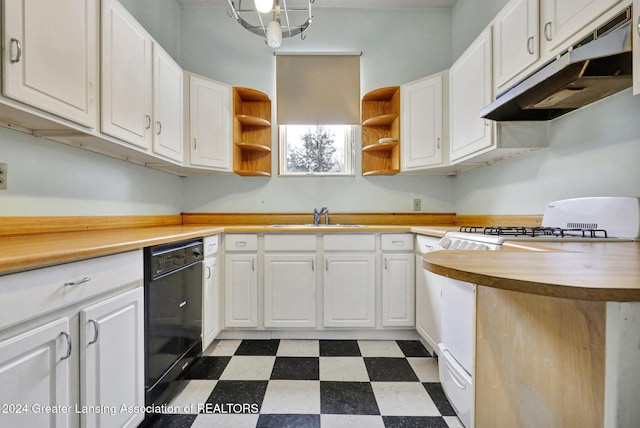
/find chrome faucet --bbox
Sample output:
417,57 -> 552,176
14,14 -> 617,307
313,207 -> 329,225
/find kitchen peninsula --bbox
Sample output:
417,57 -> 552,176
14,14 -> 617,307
423,244 -> 640,428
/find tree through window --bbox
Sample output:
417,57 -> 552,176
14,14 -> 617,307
279,125 -> 354,176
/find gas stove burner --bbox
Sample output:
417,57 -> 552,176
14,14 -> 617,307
459,226 -> 609,239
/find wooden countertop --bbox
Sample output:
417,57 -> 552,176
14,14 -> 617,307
423,244 -> 640,301
0,225 -> 224,275
0,224 -> 414,275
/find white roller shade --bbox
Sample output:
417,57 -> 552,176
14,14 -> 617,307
276,54 -> 361,125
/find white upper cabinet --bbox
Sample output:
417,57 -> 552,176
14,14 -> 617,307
633,0 -> 640,96
2,0 -> 98,128
152,45 -> 184,163
101,0 -> 183,163
450,26 -> 495,164
540,0 -> 623,54
493,0 -> 539,94
187,74 -> 232,170
101,0 -> 153,150
401,72 -> 448,170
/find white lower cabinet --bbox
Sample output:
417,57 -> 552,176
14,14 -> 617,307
323,254 -> 376,328
264,254 -> 317,328
0,250 -> 143,428
415,235 -> 443,355
202,256 -> 221,349
80,288 -> 144,428
202,235 -> 221,350
224,254 -> 258,328
0,317 -> 71,427
381,234 -> 415,327
382,253 -> 415,327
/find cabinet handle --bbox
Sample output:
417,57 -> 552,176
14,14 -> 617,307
637,15 -> 640,37
325,260 -> 329,271
235,241 -> 247,247
206,266 -> 212,279
9,38 -> 22,64
155,121 -> 162,135
427,245 -> 434,251
64,276 -> 91,287
392,240 -> 404,246
544,22 -> 552,41
311,259 -> 315,271
145,115 -> 151,129
88,320 -> 99,345
384,258 -> 388,270
251,259 -> 255,271
60,332 -> 72,360
436,137 -> 441,149
180,301 -> 187,308
527,36 -> 535,55
193,138 -> 197,149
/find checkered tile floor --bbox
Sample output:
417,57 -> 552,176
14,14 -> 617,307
141,339 -> 462,428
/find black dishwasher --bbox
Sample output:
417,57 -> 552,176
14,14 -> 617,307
144,238 -> 203,407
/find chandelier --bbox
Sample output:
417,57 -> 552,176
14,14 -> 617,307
226,0 -> 315,48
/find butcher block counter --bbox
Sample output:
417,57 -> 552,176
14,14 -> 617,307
0,225 -> 225,274
422,243 -> 640,428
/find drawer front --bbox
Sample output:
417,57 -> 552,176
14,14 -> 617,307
323,234 -> 375,251
416,235 -> 442,253
381,234 -> 414,251
264,234 -> 316,252
224,234 -> 258,252
0,250 -> 142,331
204,235 -> 219,257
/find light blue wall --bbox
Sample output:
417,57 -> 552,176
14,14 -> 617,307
0,0 -> 184,216
179,6 -> 456,213
450,0 -> 640,214
3,0 -> 638,217
0,126 -> 183,215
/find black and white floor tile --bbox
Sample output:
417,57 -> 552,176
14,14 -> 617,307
141,339 -> 462,428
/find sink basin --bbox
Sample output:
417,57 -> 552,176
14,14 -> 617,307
267,224 -> 364,228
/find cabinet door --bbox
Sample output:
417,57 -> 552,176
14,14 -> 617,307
264,254 -> 316,328
202,256 -> 221,350
152,45 -> 183,163
323,255 -> 376,328
633,0 -> 640,96
382,253 -> 415,327
80,288 -> 144,428
540,0 -> 622,53
189,75 -> 232,170
101,0 -> 153,149
401,73 -> 445,170
493,0 -> 539,93
2,0 -> 98,128
224,254 -> 258,328
450,26 -> 494,163
0,318 -> 70,428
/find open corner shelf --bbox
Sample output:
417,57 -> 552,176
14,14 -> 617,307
361,86 -> 401,176
233,87 -> 272,177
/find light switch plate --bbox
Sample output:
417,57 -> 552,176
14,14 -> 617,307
0,163 -> 6,190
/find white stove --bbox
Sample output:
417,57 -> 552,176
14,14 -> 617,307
450,197 -> 640,244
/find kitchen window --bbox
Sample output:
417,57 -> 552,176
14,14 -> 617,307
279,124 -> 355,176
276,54 -> 360,177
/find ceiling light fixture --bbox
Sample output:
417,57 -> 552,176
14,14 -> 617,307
226,0 -> 314,48
254,0 -> 273,13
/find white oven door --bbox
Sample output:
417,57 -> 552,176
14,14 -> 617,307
440,277 -> 475,374
439,343 -> 473,428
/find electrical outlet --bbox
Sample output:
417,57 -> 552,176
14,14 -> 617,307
413,198 -> 421,211
0,163 -> 6,190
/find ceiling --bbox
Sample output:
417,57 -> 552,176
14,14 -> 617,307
177,0 -> 457,8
